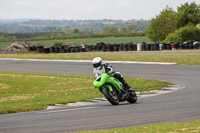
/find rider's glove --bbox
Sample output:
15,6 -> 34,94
107,71 -> 111,75
107,65 -> 115,75
107,71 -> 113,75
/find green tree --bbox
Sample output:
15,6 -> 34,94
0,36 -> 5,40
127,24 -> 137,33
177,2 -> 200,28
81,28 -> 93,35
145,7 -> 177,42
51,31 -> 59,38
119,27 -> 127,33
165,26 -> 200,42
197,23 -> 200,29
102,25 -> 118,34
73,28 -> 79,34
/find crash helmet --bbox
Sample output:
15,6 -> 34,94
92,57 -> 102,69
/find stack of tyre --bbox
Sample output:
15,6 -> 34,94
179,42 -> 200,49
94,42 -> 138,52
159,42 -> 200,50
137,42 -> 160,51
37,45 -> 88,53
36,41 -> 200,53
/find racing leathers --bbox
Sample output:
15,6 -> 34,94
93,62 -> 131,91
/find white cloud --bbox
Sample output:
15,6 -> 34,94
0,0 -> 199,20
115,0 -> 133,9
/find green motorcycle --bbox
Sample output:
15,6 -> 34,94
93,73 -> 137,105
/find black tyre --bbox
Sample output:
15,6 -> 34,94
102,87 -> 119,105
127,90 -> 137,103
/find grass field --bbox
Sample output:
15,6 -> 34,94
0,71 -> 170,114
0,53 -> 200,65
0,36 -> 150,49
74,120 -> 200,133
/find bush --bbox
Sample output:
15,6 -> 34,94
54,41 -> 63,46
164,26 -> 200,42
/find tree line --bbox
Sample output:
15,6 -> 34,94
0,23 -> 145,42
0,32 -> 145,43
145,2 -> 200,42
0,19 -> 149,41
1,2 -> 199,43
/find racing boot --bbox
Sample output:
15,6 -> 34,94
127,88 -> 134,94
122,81 -> 134,94
120,80 -> 132,92
114,73 -> 133,93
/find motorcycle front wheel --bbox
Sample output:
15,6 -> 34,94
102,87 -> 119,105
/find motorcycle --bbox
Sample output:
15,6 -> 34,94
93,73 -> 137,105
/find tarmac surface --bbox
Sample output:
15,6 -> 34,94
0,58 -> 200,133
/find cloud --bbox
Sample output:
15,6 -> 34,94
0,0 -> 199,20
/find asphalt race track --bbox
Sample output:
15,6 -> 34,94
0,59 -> 200,133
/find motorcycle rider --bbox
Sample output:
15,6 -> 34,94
92,57 -> 133,93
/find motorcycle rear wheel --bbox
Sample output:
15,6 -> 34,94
102,87 -> 119,105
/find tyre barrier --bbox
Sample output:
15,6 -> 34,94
194,42 -> 200,49
28,45 -> 38,51
35,41 -> 200,53
43,47 -> 50,53
37,46 -> 44,53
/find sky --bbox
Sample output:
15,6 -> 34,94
0,0 -> 199,20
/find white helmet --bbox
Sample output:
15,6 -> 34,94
92,57 -> 102,68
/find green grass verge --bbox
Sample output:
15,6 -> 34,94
74,120 -> 200,133
0,71 -> 170,114
0,53 -> 200,65
0,36 -> 150,49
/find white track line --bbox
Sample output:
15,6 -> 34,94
39,106 -> 94,114
0,58 -> 176,65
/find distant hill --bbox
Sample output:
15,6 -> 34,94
0,19 -> 150,33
